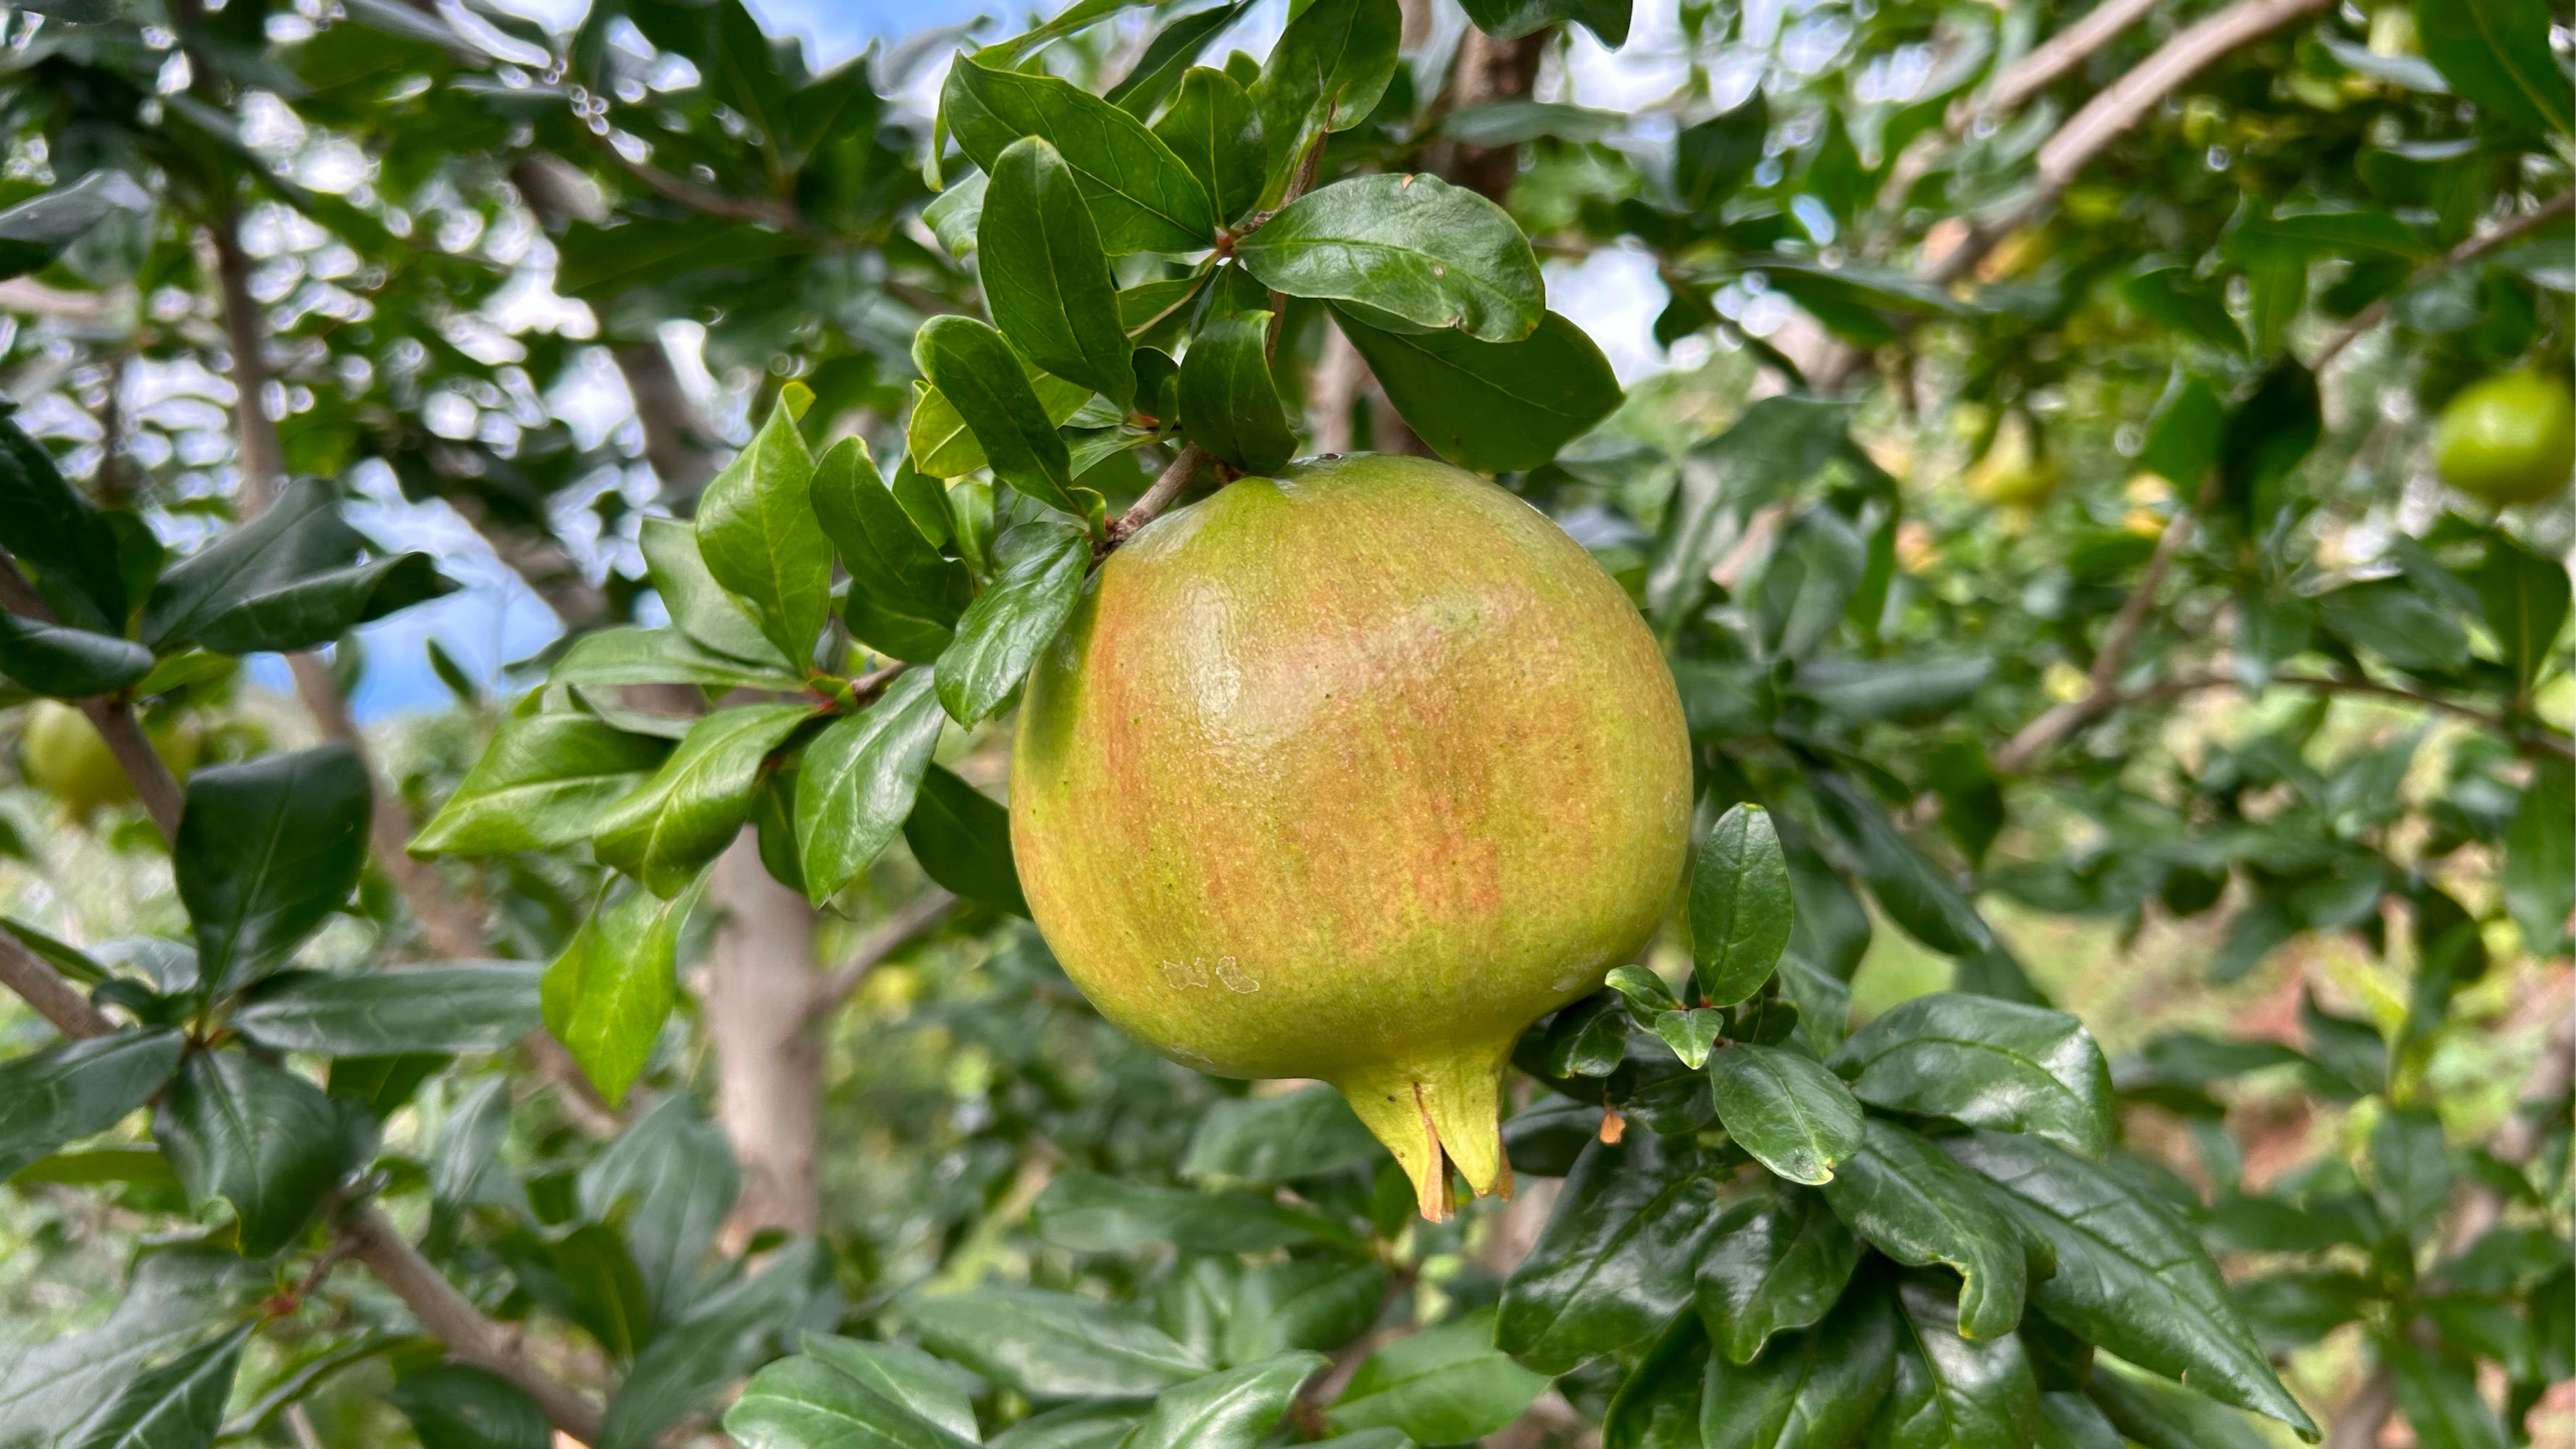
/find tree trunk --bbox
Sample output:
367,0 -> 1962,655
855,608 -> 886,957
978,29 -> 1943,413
707,830 -> 824,1249
1446,28 -> 1550,203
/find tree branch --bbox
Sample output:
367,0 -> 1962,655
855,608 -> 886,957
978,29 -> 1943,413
2084,671 -> 2576,760
1105,444 -> 1212,548
1957,0 -> 2167,125
2312,191 -> 2576,370
207,203 -> 284,518
814,889 -> 958,1014
0,551 -> 185,839
0,929 -> 115,1039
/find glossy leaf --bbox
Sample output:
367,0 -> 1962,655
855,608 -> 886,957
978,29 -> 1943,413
1603,1312 -> 1711,1449
942,54 -> 1216,253
795,1337 -> 984,1444
1237,173 -> 1544,342
141,479 -> 450,655
982,138 -> 1134,410
547,627 -> 809,694
1124,1353 -> 1326,1449
908,1287 -> 1209,1400
811,438 -> 971,664
2412,0 -> 2570,133
0,1029 -> 184,1182
1249,0 -> 1399,187
1698,1270 -> 1894,1449
411,711 -> 674,856
638,515 -> 786,669
1179,311 -> 1296,475
62,1321 -> 251,1449
0,613 -> 151,697
1944,1130 -> 2316,1437
1154,67 -> 1261,226
795,669 -> 947,902
384,1364 -> 552,1449
1182,1083 -> 1382,1182
594,703 -> 808,897
0,1247 -> 257,1445
908,369 -> 1093,480
697,389 -> 830,667
1707,1043 -> 1864,1187
1829,993 -> 2115,1158
1691,803 -> 1795,1006
1696,1188 -> 1862,1364
913,317 -> 1084,514
0,411 -> 125,632
726,1355 -> 977,1449
1500,1131 -> 1728,1373
1330,1309 -> 1550,1442
933,525 -> 1088,724
1225,1258 -> 1389,1364
1875,1274 -> 2039,1449
542,877 -> 704,1106
599,1237 -> 836,1449
2036,1392 -> 2124,1449
176,746 -> 372,1001
1332,307 -> 1622,474
154,1051 -> 356,1258
1460,0 -> 1632,45
1110,2 -> 1250,117
1822,1120 -> 2026,1340
230,964 -> 543,1056
2084,1360 -> 2275,1449
903,764 -> 1029,914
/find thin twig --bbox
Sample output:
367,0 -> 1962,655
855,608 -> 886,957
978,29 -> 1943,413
0,929 -> 114,1038
2082,671 -> 2575,760
1105,443 -> 1211,548
207,204 -> 283,519
1957,0 -> 2167,125
813,889 -> 959,1014
2312,192 -> 2576,370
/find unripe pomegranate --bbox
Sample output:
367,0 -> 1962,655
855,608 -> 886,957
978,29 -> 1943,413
20,701 -> 202,821
2433,370 -> 2573,506
1011,454 -> 1691,1218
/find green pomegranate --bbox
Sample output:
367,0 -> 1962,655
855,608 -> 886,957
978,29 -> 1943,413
19,700 -> 202,820
1011,454 -> 1692,1219
2433,370 -> 2575,506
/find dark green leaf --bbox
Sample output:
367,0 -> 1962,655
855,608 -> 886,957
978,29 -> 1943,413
577,1096 -> 742,1329
1698,1269 -> 1894,1449
1441,100 -> 1625,144
2505,756 -> 2572,953
1225,1258 -> 1389,1363
1331,307 -> 1622,473
639,516 -> 787,669
725,1354 -> 977,1449
143,480 -> 450,655
0,1247 -> 259,1448
942,54 -> 1216,254
796,1337 -> 984,1443
1707,1043 -> 1864,1187
595,704 -> 808,898
1124,1353 -> 1326,1449
908,1288 -> 1209,1400
0,406 -> 127,632
2370,1106 -> 2453,1239
795,669 -> 947,903
230,964 -> 543,1056
2084,1360 -> 2275,1449
1823,1120 -> 2026,1340
982,138 -> 1134,411
1603,1312 -> 1710,1449
1875,1274 -> 2038,1449
1460,0 -> 1631,44
62,1321 -> 251,1449
2412,0 -> 2571,133
0,1029 -> 183,1182
2317,580 -> 2470,675
0,613 -> 151,698
1330,1309 -> 1550,1442
1179,311 -> 1297,475
934,525 -> 1088,724
1154,67 -> 1261,226
2217,362 -> 2320,529
1182,1083 -> 1382,1182
385,1365 -> 552,1449
1647,397 -> 1847,633
1249,0 -> 1400,186
0,172 -> 140,281
1111,3 -> 1251,117
2036,1392 -> 2124,1449
154,1051 -> 356,1258
1695,1188 -> 1862,1364
543,877 -> 703,1106
2138,372 -> 2226,488
1034,1169 -> 1318,1253
176,746 -> 370,1001
1237,173 -> 1544,342
2473,532 -> 2570,692
1944,1130 -> 2316,1437
908,369 -> 1093,480
411,711 -> 673,856
913,317 -> 1084,514
903,764 -> 1029,915
1500,1130 -> 1729,1373
811,438 -> 971,664
546,627 -> 809,695
1829,993 -> 2115,1158
1691,803 -> 1795,1006
599,1237 -> 837,1449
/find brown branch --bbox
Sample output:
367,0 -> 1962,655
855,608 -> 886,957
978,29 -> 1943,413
207,204 -> 283,517
1106,444 -> 1211,548
2313,192 -> 2576,370
814,889 -> 958,1014
0,929 -> 114,1038
1959,0 -> 2167,127
593,132 -> 813,238
2322,1367 -> 2395,1449
2083,671 -> 2575,760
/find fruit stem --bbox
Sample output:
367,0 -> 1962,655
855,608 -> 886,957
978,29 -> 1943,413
1334,1047 -> 1513,1222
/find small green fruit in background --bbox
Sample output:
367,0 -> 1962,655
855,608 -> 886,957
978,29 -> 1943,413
2433,370 -> 2575,506
1011,454 -> 1692,1220
1965,411 -> 2062,509
20,700 -> 203,820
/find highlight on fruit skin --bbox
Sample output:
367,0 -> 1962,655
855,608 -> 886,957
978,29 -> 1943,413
1011,453 -> 1693,1220
18,699 -> 202,820
2433,369 -> 2575,506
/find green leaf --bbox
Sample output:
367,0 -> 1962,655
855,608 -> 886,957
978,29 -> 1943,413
1499,1131 -> 1729,1374
0,613 -> 151,697
0,1247 -> 259,1446
981,138 -> 1134,412
1645,396 -> 1849,632
2317,580 -> 2470,675
1111,2 -> 1251,117
595,703 -> 809,897
1655,1008 -> 1728,1069
942,53 -> 1216,254
811,438 -> 972,664
2385,1339 -> 2508,1449
638,517 -> 788,669
1602,1312 -> 1710,1449
1237,173 -> 1544,343
908,1288 -> 1210,1400
1828,993 -> 2115,1158
1224,1258 -> 1389,1364
924,170 -> 986,259
1809,774 -> 2036,1003
1440,100 -> 1625,145
141,479 -> 450,654
2506,756 -> 2572,953
576,1096 -> 741,1329
1154,67 -> 1261,226
913,317 -> 1084,514
2036,1392 -> 2125,1449
1330,1309 -> 1550,1442
697,389 -> 831,668
1460,0 -> 1631,45
1695,1188 -> 1862,1365
547,626 -> 809,694
1822,1120 -> 2026,1340
903,764 -> 1029,915
1124,1354 -> 1327,1449
230,965 -> 543,1056
725,1354 -> 977,1449
1707,1043 -> 1864,1187
154,1051 -> 356,1258
411,711 -> 674,856
1331,307 -> 1622,474
1179,311 -> 1297,475
1943,1130 -> 2317,1437
796,1337 -> 984,1444
543,877 -> 704,1106
176,746 -> 371,1002
599,1238 -> 835,1449
2084,1359 -> 2275,1449
934,525 -> 1089,724
1182,1082 -> 1382,1182
1249,0 -> 1398,192
0,1029 -> 184,1182
62,1321 -> 251,1449
2412,0 -> 2570,133
384,1364 -> 552,1449
1698,1269 -> 1895,1449
1691,803 -> 1795,1006
2473,532 -> 2571,693
1875,1274 -> 2039,1449
0,409 -> 128,632
2370,1106 -> 2453,1239
985,1406 -> 1146,1449
908,370 -> 1094,480
2217,362 -> 2320,529
0,171 -> 140,282
2138,372 -> 2227,489
794,670 -> 947,903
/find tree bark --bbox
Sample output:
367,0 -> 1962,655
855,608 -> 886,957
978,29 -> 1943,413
1445,28 -> 1550,203
207,204 -> 283,518
707,830 -> 824,1249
